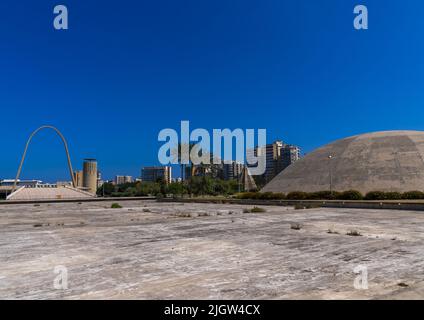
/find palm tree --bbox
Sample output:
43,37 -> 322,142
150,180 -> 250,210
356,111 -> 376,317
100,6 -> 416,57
196,150 -> 222,178
171,143 -> 196,181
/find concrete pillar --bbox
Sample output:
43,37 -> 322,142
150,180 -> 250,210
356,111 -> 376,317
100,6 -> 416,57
83,159 -> 97,194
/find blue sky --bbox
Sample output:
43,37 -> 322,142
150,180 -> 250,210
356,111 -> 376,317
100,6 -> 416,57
1,0 -> 424,181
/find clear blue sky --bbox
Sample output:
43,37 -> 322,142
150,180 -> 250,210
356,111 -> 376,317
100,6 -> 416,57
1,0 -> 424,181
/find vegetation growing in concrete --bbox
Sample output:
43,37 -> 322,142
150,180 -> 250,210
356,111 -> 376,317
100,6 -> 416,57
243,207 -> 267,213
33,223 -> 51,227
327,228 -> 339,234
175,213 -> 192,218
294,203 -> 322,210
111,203 -> 122,209
346,230 -> 362,236
290,223 -> 302,230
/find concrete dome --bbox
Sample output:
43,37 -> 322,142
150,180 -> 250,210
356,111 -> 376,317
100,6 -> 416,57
262,131 -> 424,194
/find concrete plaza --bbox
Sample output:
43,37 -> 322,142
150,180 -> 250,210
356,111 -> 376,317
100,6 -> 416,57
0,200 -> 423,299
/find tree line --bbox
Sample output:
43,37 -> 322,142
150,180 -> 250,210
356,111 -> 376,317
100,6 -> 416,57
97,177 -> 240,198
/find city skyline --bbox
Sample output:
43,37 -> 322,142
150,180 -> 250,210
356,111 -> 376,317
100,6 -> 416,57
0,130 -> 299,183
2,1 -> 424,181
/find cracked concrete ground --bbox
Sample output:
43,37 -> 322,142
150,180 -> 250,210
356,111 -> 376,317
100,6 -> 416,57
0,200 -> 423,299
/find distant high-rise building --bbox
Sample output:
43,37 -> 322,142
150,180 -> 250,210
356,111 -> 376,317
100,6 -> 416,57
255,140 -> 284,182
281,145 -> 300,170
141,166 -> 172,184
114,175 -> 134,185
223,161 -> 244,180
254,140 -> 301,182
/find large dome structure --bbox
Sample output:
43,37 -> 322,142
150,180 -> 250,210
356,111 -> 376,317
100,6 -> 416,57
262,131 -> 424,194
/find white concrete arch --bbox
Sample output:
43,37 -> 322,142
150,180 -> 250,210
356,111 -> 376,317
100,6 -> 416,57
12,126 -> 76,192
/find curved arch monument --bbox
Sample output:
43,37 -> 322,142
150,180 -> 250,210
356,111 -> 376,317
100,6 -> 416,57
12,126 -> 76,192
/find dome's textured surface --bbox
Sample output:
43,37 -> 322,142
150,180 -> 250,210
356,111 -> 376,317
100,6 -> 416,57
262,131 -> 424,194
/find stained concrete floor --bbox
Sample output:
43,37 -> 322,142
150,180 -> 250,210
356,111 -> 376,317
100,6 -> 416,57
0,200 -> 423,300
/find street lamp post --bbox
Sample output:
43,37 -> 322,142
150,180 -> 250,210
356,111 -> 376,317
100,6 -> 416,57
238,171 -> 242,193
328,155 -> 333,195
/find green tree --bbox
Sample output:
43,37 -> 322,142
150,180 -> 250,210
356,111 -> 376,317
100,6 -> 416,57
166,182 -> 187,197
97,182 -> 115,197
171,143 -> 197,181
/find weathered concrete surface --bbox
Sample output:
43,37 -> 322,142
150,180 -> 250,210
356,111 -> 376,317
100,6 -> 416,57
0,200 -> 423,300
